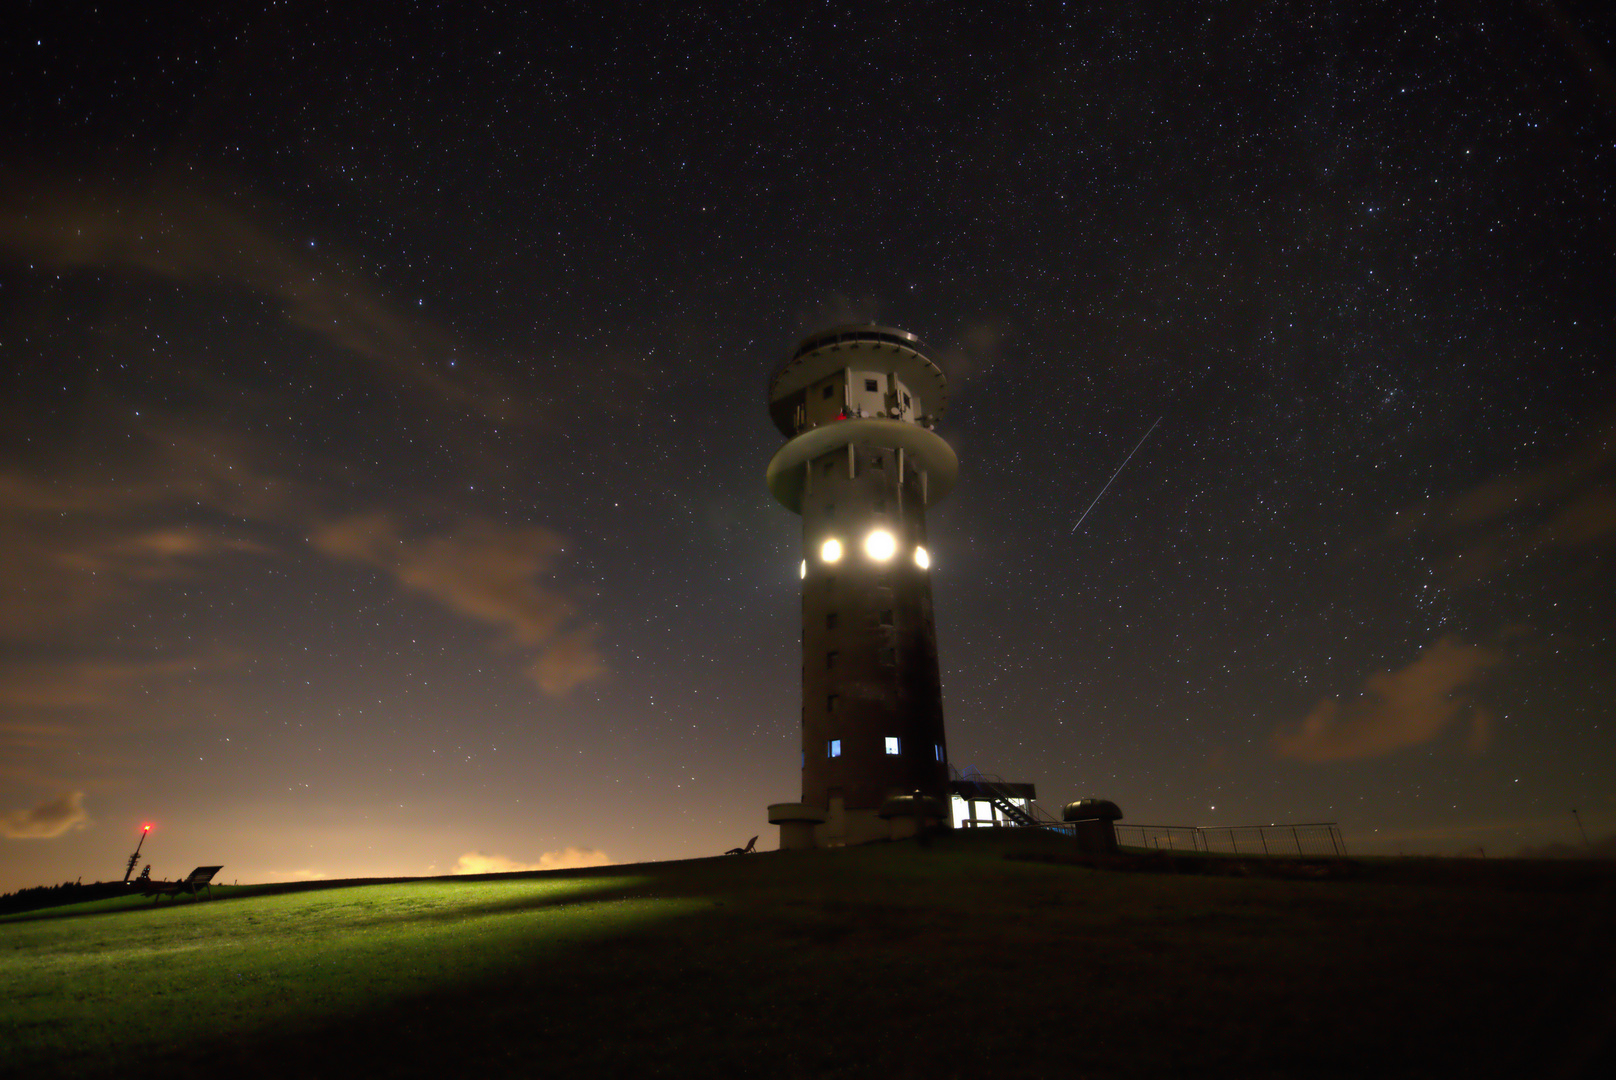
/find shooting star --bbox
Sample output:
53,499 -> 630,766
1070,416 -> 1162,535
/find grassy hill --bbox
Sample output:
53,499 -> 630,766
3,830 -> 1613,1078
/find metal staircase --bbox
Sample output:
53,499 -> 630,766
985,791 -> 1040,827
952,766 -> 1059,828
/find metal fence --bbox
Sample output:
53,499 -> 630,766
1114,822 -> 1345,857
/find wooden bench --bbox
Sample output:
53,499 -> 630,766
145,865 -> 223,902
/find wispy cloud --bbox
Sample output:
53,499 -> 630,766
1399,418 -> 1616,584
796,292 -> 882,332
310,514 -> 607,695
1,790 -> 89,839
1274,636 -> 1502,763
0,424 -> 605,698
0,427 -> 289,639
0,181 -> 519,422
451,848 -> 611,875
932,319 -> 1011,387
0,651 -> 241,711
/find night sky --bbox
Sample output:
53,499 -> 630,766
3,2 -> 1613,892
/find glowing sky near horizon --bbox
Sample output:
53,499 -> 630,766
2,3 -> 1614,891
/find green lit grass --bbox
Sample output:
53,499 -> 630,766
3,833 -> 1613,1078
3,875 -> 674,1072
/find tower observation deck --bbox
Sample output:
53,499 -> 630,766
765,325 -> 958,849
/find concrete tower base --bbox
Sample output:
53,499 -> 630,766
768,796 -> 949,850
767,803 -> 827,850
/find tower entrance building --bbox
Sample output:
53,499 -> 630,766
765,326 -> 959,849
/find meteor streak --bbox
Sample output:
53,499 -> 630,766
1070,416 -> 1162,535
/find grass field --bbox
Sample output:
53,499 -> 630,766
3,831 -> 1613,1078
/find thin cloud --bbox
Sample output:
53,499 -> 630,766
310,514 -> 607,695
0,181 -> 518,423
1400,418 -> 1616,584
797,292 -> 882,332
1274,636 -> 1502,763
932,318 -> 1011,387
0,430 -> 285,639
526,626 -> 608,697
1,791 -> 89,839
0,651 -> 241,711
1,428 -> 606,696
451,848 -> 612,875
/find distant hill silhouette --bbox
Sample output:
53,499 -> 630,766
1515,832 -> 1616,860
0,880 -> 133,915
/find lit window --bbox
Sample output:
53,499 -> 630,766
864,529 -> 897,561
799,559 -> 806,579
935,744 -> 944,762
914,546 -> 930,570
884,736 -> 900,755
821,538 -> 843,563
828,738 -> 841,757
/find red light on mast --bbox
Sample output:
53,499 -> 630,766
142,824 -> 152,832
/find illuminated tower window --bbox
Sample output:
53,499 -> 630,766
828,739 -> 842,758
885,737 -> 900,755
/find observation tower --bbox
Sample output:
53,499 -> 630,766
765,325 -> 958,848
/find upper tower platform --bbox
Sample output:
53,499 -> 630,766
767,324 -> 949,437
764,325 -> 957,514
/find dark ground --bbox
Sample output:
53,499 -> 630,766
9,831 -> 1615,1078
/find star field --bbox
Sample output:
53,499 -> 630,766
1,2 -> 1613,889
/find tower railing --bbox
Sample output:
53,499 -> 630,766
1113,822 -> 1346,858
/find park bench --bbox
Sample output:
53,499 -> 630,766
145,866 -> 223,902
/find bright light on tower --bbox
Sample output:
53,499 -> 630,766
914,546 -> 930,569
820,538 -> 843,563
864,528 -> 897,561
